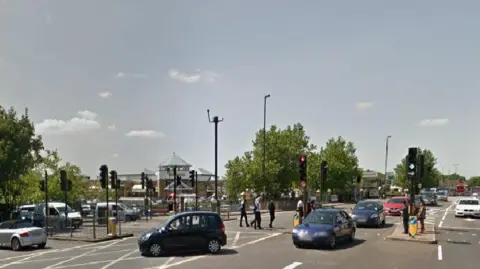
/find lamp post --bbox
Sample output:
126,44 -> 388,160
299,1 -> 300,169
263,94 -> 271,197
207,109 -> 223,214
383,135 -> 392,186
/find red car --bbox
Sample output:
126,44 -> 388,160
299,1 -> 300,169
384,196 -> 408,216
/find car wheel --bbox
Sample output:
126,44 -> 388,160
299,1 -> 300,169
349,229 -> 355,242
328,234 -> 336,249
11,237 -> 22,251
206,239 -> 221,253
149,243 -> 163,257
38,242 -> 47,249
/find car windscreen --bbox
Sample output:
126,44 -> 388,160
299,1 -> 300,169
354,202 -> 377,210
438,191 -> 448,195
57,205 -> 75,213
158,215 -> 175,229
459,200 -> 479,205
388,198 -> 405,204
422,194 -> 434,198
303,211 -> 334,225
15,220 -> 35,228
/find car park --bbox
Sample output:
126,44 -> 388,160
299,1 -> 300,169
292,209 -> 355,249
138,211 -> 227,257
350,200 -> 386,227
0,219 -> 47,251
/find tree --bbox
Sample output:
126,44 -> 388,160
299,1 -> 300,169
393,148 -> 440,189
318,137 -> 360,194
468,176 -> 480,187
224,123 -> 316,198
0,106 -> 43,214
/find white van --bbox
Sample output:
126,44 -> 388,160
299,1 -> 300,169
95,202 -> 139,224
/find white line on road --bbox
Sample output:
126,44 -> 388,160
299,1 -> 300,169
100,249 -> 138,269
439,221 -> 443,227
437,245 -> 443,260
232,232 -> 241,247
283,262 -> 302,269
44,240 -> 124,269
159,257 -> 175,269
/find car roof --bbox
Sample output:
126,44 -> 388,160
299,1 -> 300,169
358,199 -> 381,203
174,211 -> 221,217
314,208 -> 342,213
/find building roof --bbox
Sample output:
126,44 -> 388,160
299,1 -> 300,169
158,152 -> 191,167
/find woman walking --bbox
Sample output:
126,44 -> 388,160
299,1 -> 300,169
417,199 -> 426,233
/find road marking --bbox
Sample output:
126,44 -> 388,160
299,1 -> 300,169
232,232 -> 240,247
464,218 -> 475,222
283,262 -> 302,269
159,257 -> 175,268
437,245 -> 443,260
44,240 -> 124,269
473,234 -> 477,236
100,249 -> 138,269
439,221 -> 443,227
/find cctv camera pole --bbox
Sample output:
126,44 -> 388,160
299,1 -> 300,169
195,171 -> 199,211
173,166 -> 177,214
208,109 -> 223,214
44,170 -> 49,236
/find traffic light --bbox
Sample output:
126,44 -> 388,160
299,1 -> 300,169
67,180 -> 72,191
320,160 -> 328,185
60,170 -> 68,192
356,175 -> 361,184
40,179 -> 45,192
299,155 -> 307,186
146,176 -> 152,190
176,175 -> 182,186
189,170 -> 195,187
99,165 -> 108,189
141,172 -> 145,189
406,147 -> 418,177
110,170 -> 117,189
418,154 -> 425,180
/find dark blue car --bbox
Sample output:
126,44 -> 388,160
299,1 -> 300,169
350,200 -> 386,227
292,209 -> 356,249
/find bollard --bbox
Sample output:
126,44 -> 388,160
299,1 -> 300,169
93,213 -> 96,239
70,219 -> 73,237
293,211 -> 300,227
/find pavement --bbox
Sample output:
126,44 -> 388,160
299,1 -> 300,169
3,199 -> 478,268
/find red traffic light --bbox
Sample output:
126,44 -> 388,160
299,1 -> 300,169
299,155 -> 305,162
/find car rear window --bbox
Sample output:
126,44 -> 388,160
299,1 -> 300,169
388,198 -> 406,204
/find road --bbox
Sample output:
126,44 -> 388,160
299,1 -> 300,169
1,200 -> 478,268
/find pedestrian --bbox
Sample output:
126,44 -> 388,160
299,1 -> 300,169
251,195 -> 262,229
305,202 -> 312,217
417,199 -> 426,233
296,199 -> 304,221
239,195 -> 249,227
268,199 -> 275,228
401,200 -> 410,234
310,200 -> 316,211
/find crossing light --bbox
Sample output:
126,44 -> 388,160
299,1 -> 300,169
321,161 -> 328,185
146,176 -> 152,190
299,155 -> 307,186
356,175 -> 362,184
60,170 -> 68,192
110,170 -> 117,189
407,147 -> 418,177
176,175 -> 182,186
40,179 -> 45,192
99,165 -> 108,189
189,170 -> 195,187
141,172 -> 145,189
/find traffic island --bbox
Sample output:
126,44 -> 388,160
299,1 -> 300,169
49,233 -> 134,243
386,223 -> 437,244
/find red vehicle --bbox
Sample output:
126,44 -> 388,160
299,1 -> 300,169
384,196 -> 408,216
456,182 -> 466,195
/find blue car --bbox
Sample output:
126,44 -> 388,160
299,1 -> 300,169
350,200 -> 386,227
292,209 -> 356,249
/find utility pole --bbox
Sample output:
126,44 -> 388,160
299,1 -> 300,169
44,171 -> 49,235
195,171 -> 199,211
173,166 -> 177,213
263,94 -> 271,197
207,109 -> 223,214
384,135 -> 392,186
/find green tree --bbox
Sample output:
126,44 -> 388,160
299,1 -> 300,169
0,106 -> 43,213
393,148 -> 440,188
468,176 -> 480,187
318,137 -> 360,194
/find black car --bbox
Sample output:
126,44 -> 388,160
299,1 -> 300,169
420,193 -> 437,206
350,200 -> 386,227
138,211 -> 227,257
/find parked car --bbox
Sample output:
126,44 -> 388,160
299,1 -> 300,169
384,196 -> 408,216
350,200 -> 386,227
292,208 -> 356,249
138,211 -> 227,256
0,219 -> 47,251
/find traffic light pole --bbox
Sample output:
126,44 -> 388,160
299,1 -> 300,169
195,171 -> 198,211
105,167 -> 109,234
44,170 -> 49,236
173,167 -> 177,214
208,109 -> 223,214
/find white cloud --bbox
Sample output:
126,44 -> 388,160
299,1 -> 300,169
107,124 -> 116,131
99,91 -> 112,98
35,111 -> 100,135
417,118 -> 449,127
125,130 -> 165,138
168,68 -> 219,83
356,102 -> 373,110
115,72 -> 147,79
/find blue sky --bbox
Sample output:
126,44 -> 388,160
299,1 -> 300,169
1,0 -> 479,178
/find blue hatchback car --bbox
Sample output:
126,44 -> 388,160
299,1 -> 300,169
292,209 -> 356,249
350,200 -> 386,227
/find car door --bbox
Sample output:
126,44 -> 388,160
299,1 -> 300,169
0,221 -> 13,246
334,213 -> 347,237
183,214 -> 207,250
377,203 -> 385,223
163,215 -> 189,251
340,211 -> 353,235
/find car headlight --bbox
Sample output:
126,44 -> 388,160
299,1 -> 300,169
370,214 -> 378,218
292,229 -> 298,234
314,231 -> 328,237
350,214 -> 356,218
142,233 -> 152,240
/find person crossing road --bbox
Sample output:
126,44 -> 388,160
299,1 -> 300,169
239,195 -> 249,227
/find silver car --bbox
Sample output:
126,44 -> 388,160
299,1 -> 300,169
0,219 -> 47,251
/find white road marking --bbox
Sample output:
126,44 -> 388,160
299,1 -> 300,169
100,249 -> 138,269
232,232 -> 241,247
17,249 -> 134,265
44,240 -> 124,269
437,245 -> 443,260
439,221 -> 443,227
159,257 -> 175,268
459,232 -> 463,235
283,262 -> 302,269
464,218 -> 475,222
472,234 -> 477,236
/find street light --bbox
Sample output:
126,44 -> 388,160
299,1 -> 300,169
383,135 -> 392,186
262,94 -> 271,196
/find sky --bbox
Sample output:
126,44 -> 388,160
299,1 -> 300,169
1,0 -> 479,179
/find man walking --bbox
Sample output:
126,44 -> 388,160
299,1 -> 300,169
250,195 -> 262,229
239,195 -> 249,227
268,199 -> 275,228
402,200 -> 410,234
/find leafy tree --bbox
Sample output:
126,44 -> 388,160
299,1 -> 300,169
318,137 -> 360,194
468,176 -> 480,187
0,106 -> 43,213
393,148 -> 440,189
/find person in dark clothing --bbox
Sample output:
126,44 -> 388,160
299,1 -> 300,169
268,200 -> 275,228
417,199 -> 426,233
239,195 -> 249,227
402,200 -> 410,234
305,202 -> 312,217
250,196 -> 262,229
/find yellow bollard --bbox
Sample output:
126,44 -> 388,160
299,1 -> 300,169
293,211 -> 301,227
108,217 -> 117,236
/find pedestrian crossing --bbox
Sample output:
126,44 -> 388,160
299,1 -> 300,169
389,207 -> 441,225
